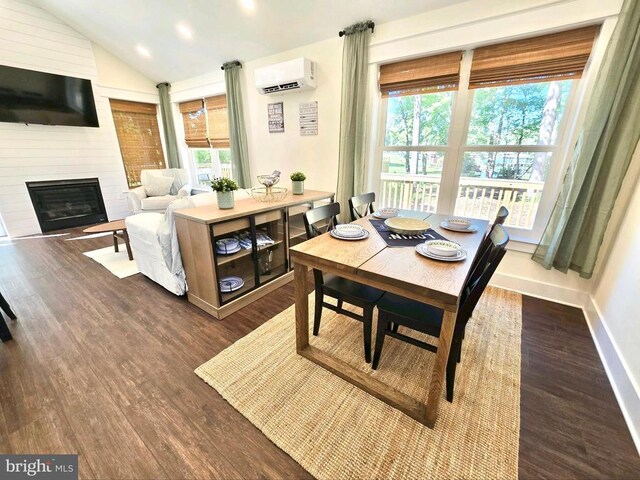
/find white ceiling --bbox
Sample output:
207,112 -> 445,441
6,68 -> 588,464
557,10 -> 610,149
34,0 -> 468,83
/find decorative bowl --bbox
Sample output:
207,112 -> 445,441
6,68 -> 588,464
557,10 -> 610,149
257,174 -> 280,187
250,186 -> 288,202
384,217 -> 430,235
425,240 -> 462,257
445,218 -> 472,229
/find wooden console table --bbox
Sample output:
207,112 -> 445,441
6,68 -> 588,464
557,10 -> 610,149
174,190 -> 333,319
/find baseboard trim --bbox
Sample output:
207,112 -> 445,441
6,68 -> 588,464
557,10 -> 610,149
489,271 -> 589,308
583,297 -> 640,455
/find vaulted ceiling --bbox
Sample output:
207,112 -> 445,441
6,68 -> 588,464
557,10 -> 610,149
34,0 -> 468,82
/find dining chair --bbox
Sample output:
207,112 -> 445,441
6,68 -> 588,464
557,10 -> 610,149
348,192 -> 375,222
372,224 -> 510,401
303,202 -> 383,362
0,290 -> 16,342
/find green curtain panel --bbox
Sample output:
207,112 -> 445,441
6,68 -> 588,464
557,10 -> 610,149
533,0 -> 640,279
336,22 -> 372,222
156,82 -> 180,169
223,61 -> 252,188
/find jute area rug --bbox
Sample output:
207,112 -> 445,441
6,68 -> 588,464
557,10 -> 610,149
196,287 -> 522,480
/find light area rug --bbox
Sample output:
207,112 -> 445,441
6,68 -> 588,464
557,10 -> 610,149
83,246 -> 139,279
196,287 -> 522,480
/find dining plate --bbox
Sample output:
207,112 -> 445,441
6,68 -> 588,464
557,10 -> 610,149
330,229 -> 370,241
384,217 -> 431,235
219,276 -> 245,292
415,243 -> 467,262
216,245 -> 242,255
439,221 -> 478,233
334,224 -> 366,237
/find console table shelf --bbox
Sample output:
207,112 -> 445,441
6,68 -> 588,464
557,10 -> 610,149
174,190 -> 333,319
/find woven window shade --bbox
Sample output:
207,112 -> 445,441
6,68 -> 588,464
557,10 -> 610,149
179,99 -> 209,148
205,95 -> 230,149
379,51 -> 463,97
469,25 -> 600,89
109,99 -> 165,188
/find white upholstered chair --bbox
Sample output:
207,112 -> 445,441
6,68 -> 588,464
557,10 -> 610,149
124,168 -> 192,214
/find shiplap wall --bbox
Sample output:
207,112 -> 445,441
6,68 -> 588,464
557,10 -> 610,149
0,0 -> 129,237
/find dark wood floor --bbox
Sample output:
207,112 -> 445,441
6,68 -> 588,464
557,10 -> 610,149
0,229 -> 638,479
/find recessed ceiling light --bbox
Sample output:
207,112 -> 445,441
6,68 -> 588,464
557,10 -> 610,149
177,23 -> 193,41
135,45 -> 151,58
239,0 -> 255,10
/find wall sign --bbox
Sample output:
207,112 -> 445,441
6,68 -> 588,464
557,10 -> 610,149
299,101 -> 318,136
267,102 -> 284,133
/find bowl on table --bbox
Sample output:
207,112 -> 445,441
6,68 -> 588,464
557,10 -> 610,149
425,240 -> 462,257
333,224 -> 366,238
384,217 -> 430,235
445,218 -> 472,229
373,207 -> 399,219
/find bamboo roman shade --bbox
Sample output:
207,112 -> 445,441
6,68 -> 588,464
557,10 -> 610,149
109,99 -> 166,188
179,99 -> 209,148
178,96 -> 230,149
379,51 -> 463,97
205,95 -> 230,148
469,25 -> 600,89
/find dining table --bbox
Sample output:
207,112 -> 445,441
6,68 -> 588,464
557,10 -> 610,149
289,211 -> 489,428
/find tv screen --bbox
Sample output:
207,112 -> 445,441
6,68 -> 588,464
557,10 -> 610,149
0,64 -> 99,127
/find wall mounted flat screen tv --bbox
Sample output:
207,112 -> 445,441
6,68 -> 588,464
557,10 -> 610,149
0,64 -> 99,127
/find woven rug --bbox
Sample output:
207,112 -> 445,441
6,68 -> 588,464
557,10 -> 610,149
196,287 -> 522,479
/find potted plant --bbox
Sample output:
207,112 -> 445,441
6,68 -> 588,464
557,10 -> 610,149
290,171 -> 306,195
211,177 -> 239,209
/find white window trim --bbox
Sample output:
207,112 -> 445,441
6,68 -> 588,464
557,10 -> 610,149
371,22 -> 615,244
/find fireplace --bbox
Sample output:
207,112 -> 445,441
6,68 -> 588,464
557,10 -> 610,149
26,178 -> 108,232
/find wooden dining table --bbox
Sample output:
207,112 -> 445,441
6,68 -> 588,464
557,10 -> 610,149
289,212 -> 489,428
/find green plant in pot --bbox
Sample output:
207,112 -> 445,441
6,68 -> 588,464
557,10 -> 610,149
290,171 -> 306,195
211,177 -> 239,209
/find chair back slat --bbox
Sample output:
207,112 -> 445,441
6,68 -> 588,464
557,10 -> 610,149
459,224 -> 509,321
348,192 -> 375,221
303,202 -> 341,239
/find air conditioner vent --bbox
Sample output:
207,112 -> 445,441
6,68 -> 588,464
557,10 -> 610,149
255,58 -> 316,95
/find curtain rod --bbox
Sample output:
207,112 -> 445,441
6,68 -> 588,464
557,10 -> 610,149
339,20 -> 374,37
221,60 -> 242,71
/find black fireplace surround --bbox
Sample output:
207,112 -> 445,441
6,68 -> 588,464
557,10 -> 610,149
26,178 -> 108,232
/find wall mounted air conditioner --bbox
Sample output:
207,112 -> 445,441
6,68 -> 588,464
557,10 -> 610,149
255,58 -> 316,95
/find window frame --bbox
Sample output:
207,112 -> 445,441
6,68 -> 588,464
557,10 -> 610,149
374,49 -> 583,243
188,147 -> 233,188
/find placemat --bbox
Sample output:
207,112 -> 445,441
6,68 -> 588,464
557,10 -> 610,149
369,219 -> 450,247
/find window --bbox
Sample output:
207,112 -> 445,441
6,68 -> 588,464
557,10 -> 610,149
179,95 -> 232,186
376,26 -> 599,240
191,148 -> 232,187
110,99 -> 165,187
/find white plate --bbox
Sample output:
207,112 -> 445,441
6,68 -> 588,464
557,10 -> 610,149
415,243 -> 467,262
334,224 -> 366,238
330,229 -> 370,241
216,245 -> 242,255
384,217 -> 431,235
439,221 -> 478,233
219,276 -> 245,292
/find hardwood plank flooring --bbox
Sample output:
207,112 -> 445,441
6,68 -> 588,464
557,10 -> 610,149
0,229 -> 638,479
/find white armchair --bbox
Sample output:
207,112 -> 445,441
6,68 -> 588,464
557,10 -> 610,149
125,168 -> 192,214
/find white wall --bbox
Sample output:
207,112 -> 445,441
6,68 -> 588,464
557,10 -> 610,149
0,0 -> 157,237
583,145 -> 640,451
